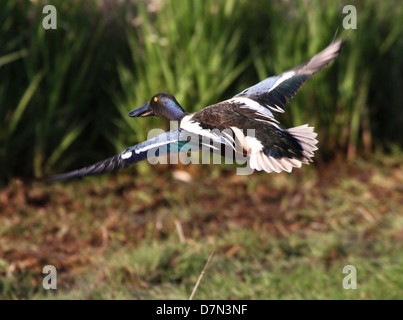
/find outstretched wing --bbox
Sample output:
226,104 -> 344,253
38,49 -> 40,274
48,129 -> 205,180
179,41 -> 345,174
234,40 -> 345,113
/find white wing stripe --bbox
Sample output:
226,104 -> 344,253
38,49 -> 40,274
227,97 -> 275,118
268,71 -> 295,92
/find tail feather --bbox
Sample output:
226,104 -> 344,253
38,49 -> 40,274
249,124 -> 318,174
287,124 -> 318,161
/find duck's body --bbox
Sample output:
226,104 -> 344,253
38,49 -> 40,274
50,40 -> 344,180
180,98 -> 316,173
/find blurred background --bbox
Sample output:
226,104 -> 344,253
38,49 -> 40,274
0,0 -> 402,299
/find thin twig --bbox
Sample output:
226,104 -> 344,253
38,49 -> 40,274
174,219 -> 186,244
189,251 -> 214,300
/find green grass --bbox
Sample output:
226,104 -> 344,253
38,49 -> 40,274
1,154 -> 402,299
43,229 -> 403,300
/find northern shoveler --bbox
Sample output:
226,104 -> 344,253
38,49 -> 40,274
50,40 -> 344,180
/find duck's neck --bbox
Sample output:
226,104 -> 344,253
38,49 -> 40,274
165,100 -> 186,121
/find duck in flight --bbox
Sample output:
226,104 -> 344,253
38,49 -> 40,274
49,40 -> 344,181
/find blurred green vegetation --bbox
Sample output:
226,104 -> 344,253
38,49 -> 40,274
1,0 -> 402,182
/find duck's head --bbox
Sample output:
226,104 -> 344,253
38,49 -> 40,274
128,93 -> 186,121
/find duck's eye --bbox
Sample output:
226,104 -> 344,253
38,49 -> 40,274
153,97 -> 158,102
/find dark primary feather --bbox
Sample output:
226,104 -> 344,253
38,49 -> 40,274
48,129 -> 232,180
49,129 -> 183,180
47,153 -> 140,181
235,40 -> 345,112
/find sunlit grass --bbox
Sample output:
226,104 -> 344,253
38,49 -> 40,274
1,154 -> 402,299
30,226 -> 403,300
